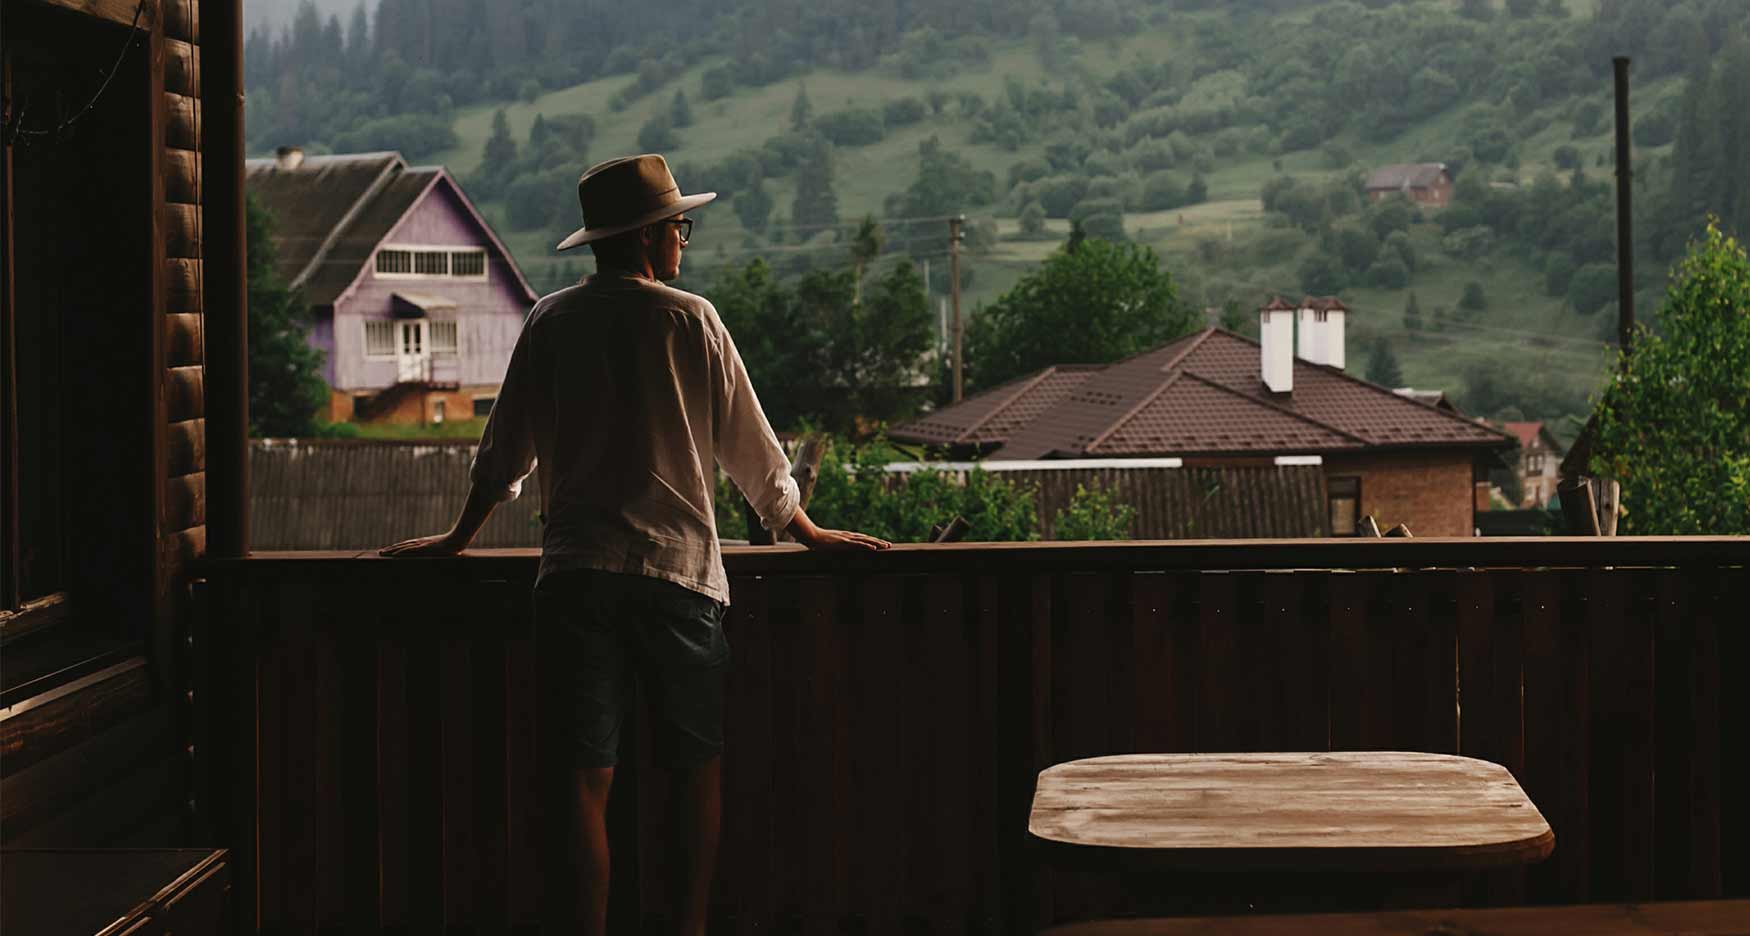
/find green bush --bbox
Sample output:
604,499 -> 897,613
1052,483 -> 1136,541
804,438 -> 1041,543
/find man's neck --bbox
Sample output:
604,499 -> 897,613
597,259 -> 658,281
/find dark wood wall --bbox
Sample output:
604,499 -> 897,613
195,539 -> 1750,933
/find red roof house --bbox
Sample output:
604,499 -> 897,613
892,299 -> 1516,536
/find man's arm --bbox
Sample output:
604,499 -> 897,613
382,310 -> 539,558
786,507 -> 890,552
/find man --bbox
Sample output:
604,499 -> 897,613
382,154 -> 889,935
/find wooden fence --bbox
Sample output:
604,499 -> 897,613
248,441 -> 1328,549
192,538 -> 1750,933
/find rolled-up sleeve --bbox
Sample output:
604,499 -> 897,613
469,309 -> 539,502
709,306 -> 799,532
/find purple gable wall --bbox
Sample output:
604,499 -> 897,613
316,178 -> 533,392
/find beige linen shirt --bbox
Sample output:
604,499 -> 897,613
469,270 -> 799,604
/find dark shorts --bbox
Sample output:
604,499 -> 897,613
534,569 -> 730,769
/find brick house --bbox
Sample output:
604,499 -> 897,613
891,296 -> 1516,537
1499,421 -> 1565,508
246,149 -> 540,425
1363,163 -> 1454,208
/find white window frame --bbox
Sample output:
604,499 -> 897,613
429,319 -> 460,354
363,320 -> 398,359
373,243 -> 491,282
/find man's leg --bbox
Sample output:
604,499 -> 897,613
667,755 -> 722,936
569,766 -> 615,936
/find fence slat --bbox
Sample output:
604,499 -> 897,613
1587,569 -> 1656,901
1522,571 -> 1590,905
1130,573 -> 1196,754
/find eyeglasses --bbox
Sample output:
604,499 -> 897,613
663,218 -> 692,246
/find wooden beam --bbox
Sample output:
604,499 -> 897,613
23,0 -> 155,30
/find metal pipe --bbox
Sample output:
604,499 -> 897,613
1613,56 -> 1635,359
201,0 -> 249,556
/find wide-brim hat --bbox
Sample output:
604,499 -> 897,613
555,153 -> 716,251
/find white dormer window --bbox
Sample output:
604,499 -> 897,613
375,245 -> 490,281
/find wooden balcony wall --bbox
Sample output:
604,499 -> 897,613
192,538 -> 1750,934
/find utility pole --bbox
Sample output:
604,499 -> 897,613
1612,56 -> 1635,361
949,214 -> 964,402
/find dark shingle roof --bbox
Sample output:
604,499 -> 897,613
1364,163 -> 1450,192
889,364 -> 1100,446
893,328 -> 1514,459
246,151 -> 537,308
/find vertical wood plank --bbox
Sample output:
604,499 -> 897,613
996,571 -> 1050,935
405,636 -> 444,933
719,574 -> 773,935
338,624 -> 381,931
440,635 -> 478,928
377,629 -> 411,931
1130,573 -> 1197,754
1522,570 -> 1589,905
767,574 -> 809,930
970,573 -> 1003,935
313,588 -> 346,928
1328,573 -> 1391,750
1712,567 -> 1744,898
472,612 -> 510,929
1587,568 -> 1656,901
1195,572 -> 1243,752
1262,573 -> 1325,751
800,575 -> 844,932
928,573 -> 973,931
1457,572 -> 1527,907
279,583 -> 317,934
1392,572 -> 1457,753
847,574 -> 903,935
504,625 -> 541,929
1058,571 -> 1118,762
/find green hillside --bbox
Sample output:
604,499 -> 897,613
250,0 -> 1749,437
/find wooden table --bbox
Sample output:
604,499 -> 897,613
0,848 -> 231,936
1029,752 -> 1553,874
1039,900 -> 1750,935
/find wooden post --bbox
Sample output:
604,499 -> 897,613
1612,57 -> 1635,358
1595,479 -> 1620,536
201,0 -> 248,557
1558,477 -> 1602,536
744,435 -> 827,545
949,214 -> 963,403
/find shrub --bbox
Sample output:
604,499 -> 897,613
1369,257 -> 1410,289
815,107 -> 887,147
1460,280 -> 1489,311
882,97 -> 927,127
1052,482 -> 1136,540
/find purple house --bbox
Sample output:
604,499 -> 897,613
246,148 -> 540,425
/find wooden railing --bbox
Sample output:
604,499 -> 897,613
192,538 -> 1750,934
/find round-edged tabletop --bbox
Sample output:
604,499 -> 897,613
1028,751 -> 1554,873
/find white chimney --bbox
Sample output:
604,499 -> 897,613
1296,296 -> 1348,370
275,145 -> 305,170
1259,296 -> 1294,394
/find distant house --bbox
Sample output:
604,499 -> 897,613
1364,163 -> 1454,208
891,296 -> 1516,537
246,149 -> 540,425
1499,421 -> 1565,508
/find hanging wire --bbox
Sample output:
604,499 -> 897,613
4,0 -> 149,147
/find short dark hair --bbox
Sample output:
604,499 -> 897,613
588,226 -> 648,270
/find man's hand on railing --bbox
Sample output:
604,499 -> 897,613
785,509 -> 891,552
379,530 -> 468,558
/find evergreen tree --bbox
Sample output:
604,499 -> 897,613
670,89 -> 694,128
344,2 -> 370,77
735,178 -> 774,235
1404,291 -> 1424,330
480,108 -> 517,196
850,215 -> 884,303
245,195 -> 328,437
1365,342 -> 1405,387
791,138 -> 839,233
790,82 -> 813,131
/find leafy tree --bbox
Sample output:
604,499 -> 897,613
1592,222 -> 1750,533
637,113 -> 676,152
1298,252 -> 1347,295
1369,257 -> 1410,289
807,438 -> 1040,543
1019,201 -> 1046,236
1567,262 -> 1619,315
791,138 -> 841,233
669,89 -> 693,128
789,82 -> 813,131
1384,230 -> 1418,272
1052,482 -> 1136,540
1071,197 -> 1127,243
966,238 -> 1195,389
246,195 -> 328,437
850,215 -> 884,303
1365,341 -> 1405,388
1334,226 -> 1380,274
1461,280 -> 1489,311
735,178 -> 774,235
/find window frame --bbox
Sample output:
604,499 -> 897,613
372,243 -> 490,282
428,319 -> 459,354
363,319 -> 399,360
1327,475 -> 1362,537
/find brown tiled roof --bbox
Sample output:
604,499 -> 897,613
888,365 -> 1099,446
898,328 -> 1514,459
246,152 -> 538,308
246,152 -> 405,292
1364,163 -> 1449,191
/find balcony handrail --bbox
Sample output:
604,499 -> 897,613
196,535 -> 1750,581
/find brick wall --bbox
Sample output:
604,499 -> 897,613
328,384 -> 502,425
1325,450 -> 1478,537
